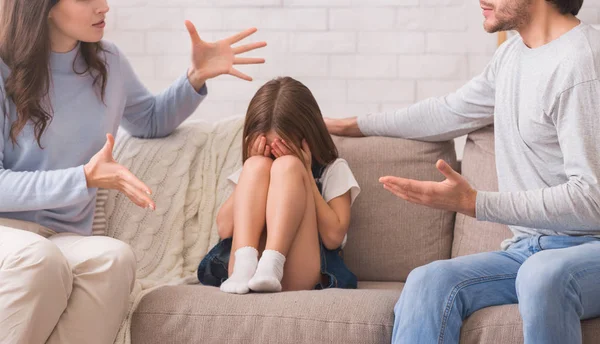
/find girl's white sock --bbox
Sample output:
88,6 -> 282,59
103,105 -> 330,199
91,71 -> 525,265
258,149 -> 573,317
220,246 -> 258,294
248,249 -> 286,293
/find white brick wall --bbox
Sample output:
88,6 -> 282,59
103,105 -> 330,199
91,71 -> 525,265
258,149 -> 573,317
104,0 -> 600,157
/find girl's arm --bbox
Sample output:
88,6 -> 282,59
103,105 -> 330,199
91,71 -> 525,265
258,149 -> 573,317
309,176 -> 352,250
216,190 -> 235,239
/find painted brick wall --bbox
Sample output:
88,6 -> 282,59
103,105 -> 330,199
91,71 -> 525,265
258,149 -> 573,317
104,0 -> 600,156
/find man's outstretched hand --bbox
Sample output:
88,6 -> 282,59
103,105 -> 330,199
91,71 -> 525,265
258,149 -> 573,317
379,159 -> 477,218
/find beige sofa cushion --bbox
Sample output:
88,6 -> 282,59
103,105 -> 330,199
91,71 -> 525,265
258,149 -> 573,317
452,126 -> 513,257
333,136 -> 457,282
461,304 -> 600,344
131,285 -> 401,344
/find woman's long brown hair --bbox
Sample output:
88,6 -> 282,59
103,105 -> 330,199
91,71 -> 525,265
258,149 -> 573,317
243,77 -> 338,167
0,0 -> 108,147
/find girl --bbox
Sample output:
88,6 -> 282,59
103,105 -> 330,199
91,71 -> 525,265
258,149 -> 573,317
0,0 -> 265,343
198,77 -> 361,294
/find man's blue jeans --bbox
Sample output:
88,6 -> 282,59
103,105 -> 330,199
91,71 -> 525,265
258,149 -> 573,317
392,235 -> 600,344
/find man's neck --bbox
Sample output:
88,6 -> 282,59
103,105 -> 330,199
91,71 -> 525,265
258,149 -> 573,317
517,4 -> 580,49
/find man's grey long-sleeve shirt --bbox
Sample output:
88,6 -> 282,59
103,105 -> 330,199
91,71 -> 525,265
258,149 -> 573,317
358,23 -> 600,249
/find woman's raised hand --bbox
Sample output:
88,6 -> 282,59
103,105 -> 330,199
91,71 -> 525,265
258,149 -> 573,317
185,20 -> 267,90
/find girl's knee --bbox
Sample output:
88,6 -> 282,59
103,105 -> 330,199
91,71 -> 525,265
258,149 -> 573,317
243,156 -> 273,174
270,155 -> 305,177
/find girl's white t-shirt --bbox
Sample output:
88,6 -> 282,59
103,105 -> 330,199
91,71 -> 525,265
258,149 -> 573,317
227,158 -> 361,248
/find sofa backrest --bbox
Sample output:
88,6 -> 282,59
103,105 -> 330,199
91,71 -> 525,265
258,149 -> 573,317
333,135 -> 457,282
452,126 -> 513,257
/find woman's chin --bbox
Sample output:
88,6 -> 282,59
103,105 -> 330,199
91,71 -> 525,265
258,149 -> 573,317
79,33 -> 104,44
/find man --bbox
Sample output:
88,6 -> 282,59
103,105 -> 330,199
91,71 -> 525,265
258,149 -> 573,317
326,0 -> 600,343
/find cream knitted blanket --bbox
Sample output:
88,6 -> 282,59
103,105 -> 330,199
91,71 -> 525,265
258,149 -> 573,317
100,117 -> 243,344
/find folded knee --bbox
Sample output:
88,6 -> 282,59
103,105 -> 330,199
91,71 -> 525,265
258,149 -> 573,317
516,254 -> 577,304
270,155 -> 305,177
2,237 -> 71,293
73,237 -> 136,289
406,260 -> 458,289
243,156 -> 273,174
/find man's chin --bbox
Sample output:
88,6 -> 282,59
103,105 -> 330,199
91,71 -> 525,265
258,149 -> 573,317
483,19 -> 502,33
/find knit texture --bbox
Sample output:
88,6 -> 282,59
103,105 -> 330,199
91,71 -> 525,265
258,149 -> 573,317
97,117 -> 243,344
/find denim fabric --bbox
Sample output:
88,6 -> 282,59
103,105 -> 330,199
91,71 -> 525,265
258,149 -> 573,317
315,238 -> 357,290
197,238 -> 232,287
392,235 -> 600,344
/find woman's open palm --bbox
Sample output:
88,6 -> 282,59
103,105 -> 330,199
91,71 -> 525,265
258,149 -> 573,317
185,20 -> 266,82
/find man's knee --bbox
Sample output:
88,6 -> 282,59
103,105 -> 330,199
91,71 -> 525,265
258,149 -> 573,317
516,252 -> 580,313
405,260 -> 460,290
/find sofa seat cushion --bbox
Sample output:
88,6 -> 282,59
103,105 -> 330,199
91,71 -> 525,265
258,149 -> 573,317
131,285 -> 402,344
357,281 -> 404,290
461,304 -> 600,344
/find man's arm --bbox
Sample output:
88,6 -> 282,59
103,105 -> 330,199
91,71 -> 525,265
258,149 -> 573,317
381,80 -> 600,232
327,43 -> 509,141
476,80 -> 600,231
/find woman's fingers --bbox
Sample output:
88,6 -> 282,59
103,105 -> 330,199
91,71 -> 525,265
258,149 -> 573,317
264,145 -> 271,158
225,27 -> 258,45
232,41 -> 267,55
121,183 -> 147,209
229,67 -> 252,81
118,168 -> 155,209
120,167 -> 152,196
184,20 -> 203,46
234,57 -> 265,65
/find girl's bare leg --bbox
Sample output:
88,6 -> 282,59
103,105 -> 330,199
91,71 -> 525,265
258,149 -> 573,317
248,155 -> 321,292
220,156 -> 271,294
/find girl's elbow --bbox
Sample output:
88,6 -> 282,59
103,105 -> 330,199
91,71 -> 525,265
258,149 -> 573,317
321,228 -> 347,250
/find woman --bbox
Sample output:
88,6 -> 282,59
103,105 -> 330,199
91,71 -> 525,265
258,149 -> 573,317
0,0 -> 265,343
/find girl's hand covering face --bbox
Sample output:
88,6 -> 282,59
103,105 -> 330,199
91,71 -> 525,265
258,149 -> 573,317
249,136 -> 272,158
270,139 -> 292,159
271,139 -> 312,171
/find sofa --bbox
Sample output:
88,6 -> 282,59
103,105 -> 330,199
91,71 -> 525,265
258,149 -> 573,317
118,122 -> 600,343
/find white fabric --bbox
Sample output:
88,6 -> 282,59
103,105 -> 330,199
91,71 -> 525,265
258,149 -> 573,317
227,157 -> 361,248
99,117 -> 244,344
0,222 -> 135,344
319,159 -> 361,205
220,246 -> 258,294
248,249 -> 286,292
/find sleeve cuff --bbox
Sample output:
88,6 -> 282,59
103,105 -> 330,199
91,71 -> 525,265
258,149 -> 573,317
197,83 -> 208,96
475,190 -> 489,221
183,72 -> 208,99
77,165 -> 97,198
357,114 -> 375,136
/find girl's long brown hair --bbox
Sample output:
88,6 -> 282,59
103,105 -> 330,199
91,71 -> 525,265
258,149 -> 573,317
0,0 -> 108,147
243,77 -> 338,167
